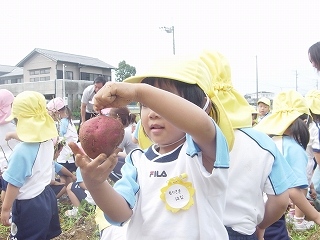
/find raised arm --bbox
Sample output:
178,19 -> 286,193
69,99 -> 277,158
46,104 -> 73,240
94,82 -> 216,159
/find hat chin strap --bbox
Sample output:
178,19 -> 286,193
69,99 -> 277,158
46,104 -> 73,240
202,95 -> 210,111
155,135 -> 186,148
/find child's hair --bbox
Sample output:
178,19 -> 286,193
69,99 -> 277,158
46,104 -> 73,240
310,110 -> 320,123
65,106 -> 73,124
110,107 -> 137,127
142,77 -> 219,122
309,42 -> 320,71
289,114 -> 310,150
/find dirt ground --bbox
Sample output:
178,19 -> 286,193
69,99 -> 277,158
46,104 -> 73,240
0,198 -> 98,240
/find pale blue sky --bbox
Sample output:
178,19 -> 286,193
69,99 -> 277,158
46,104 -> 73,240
1,0 -> 319,95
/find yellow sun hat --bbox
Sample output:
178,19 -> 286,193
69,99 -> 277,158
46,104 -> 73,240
199,50 -> 253,129
124,54 -> 234,150
6,91 -> 58,142
257,97 -> 271,106
305,89 -> 320,114
254,89 -> 310,135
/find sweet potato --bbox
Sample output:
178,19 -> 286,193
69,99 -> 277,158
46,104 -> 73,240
79,115 -> 124,159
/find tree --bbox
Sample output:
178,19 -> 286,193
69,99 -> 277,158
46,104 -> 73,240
115,60 -> 136,82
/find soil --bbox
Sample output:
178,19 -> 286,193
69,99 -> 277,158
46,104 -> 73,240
0,198 -> 98,240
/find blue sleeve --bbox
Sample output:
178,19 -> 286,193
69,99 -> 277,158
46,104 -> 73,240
59,118 -> 68,136
3,142 -> 40,188
76,167 -> 83,183
185,120 -> 229,168
54,162 -> 63,174
105,150 -> 141,226
283,138 -> 308,189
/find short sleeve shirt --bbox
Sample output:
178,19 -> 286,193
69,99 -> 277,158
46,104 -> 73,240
81,85 -> 95,113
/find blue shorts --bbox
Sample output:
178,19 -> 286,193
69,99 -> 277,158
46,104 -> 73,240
225,227 -> 258,240
71,182 -> 87,202
264,215 -> 290,240
50,184 -> 65,197
59,162 -> 77,174
11,185 -> 61,240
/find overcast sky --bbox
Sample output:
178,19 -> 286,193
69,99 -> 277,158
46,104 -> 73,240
1,0 -> 319,95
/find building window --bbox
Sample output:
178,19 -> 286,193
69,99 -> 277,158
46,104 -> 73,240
80,72 -> 110,81
30,68 -> 50,75
66,71 -> 73,80
40,76 -> 50,81
30,77 -> 40,82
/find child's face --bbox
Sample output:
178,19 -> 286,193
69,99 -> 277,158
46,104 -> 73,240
258,103 -> 270,116
140,87 -> 185,152
141,105 -> 185,151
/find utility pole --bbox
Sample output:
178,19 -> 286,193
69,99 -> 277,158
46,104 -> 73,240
256,55 -> 258,102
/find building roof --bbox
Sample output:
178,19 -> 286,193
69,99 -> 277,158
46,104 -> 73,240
0,67 -> 23,78
0,65 -> 16,74
16,48 -> 116,69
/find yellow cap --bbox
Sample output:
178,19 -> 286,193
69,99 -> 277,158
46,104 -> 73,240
254,90 -> 310,135
305,89 -> 320,114
125,54 -> 234,150
199,50 -> 253,129
6,91 -> 58,142
257,97 -> 271,106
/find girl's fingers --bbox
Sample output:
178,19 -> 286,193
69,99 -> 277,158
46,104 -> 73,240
68,142 -> 86,155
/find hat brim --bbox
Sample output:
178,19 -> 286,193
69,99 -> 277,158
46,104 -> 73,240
254,111 -> 302,135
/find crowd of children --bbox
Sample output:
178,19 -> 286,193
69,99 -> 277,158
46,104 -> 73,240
2,42 -> 320,239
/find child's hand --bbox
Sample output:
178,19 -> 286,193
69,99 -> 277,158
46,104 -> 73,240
1,209 -> 11,226
94,82 -> 137,112
69,142 -> 118,189
5,132 -> 15,141
310,188 -> 317,200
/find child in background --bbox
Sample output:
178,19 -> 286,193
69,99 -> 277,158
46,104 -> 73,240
51,138 -> 77,199
255,90 -> 320,238
0,90 -> 20,184
47,97 -> 78,184
256,97 -> 271,123
200,51 -> 293,240
0,91 -> 61,239
70,54 -> 235,239
64,166 -> 95,217
308,41 -> 320,72
305,90 -> 320,208
108,106 -> 138,155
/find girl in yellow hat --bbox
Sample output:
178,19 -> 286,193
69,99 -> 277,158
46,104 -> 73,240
1,91 -> 61,239
200,50 -> 294,240
69,54 -> 233,239
255,90 -> 320,236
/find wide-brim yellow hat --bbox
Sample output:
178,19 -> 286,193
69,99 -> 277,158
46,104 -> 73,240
124,54 -> 234,150
254,90 -> 310,135
199,50 -> 253,129
6,91 -> 58,142
305,89 -> 320,114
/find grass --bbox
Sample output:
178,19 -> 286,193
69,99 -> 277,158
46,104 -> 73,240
287,221 -> 320,240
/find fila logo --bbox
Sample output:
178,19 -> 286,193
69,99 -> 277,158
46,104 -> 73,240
149,170 -> 167,177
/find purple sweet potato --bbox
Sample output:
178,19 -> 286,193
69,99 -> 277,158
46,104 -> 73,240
79,115 -> 124,159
